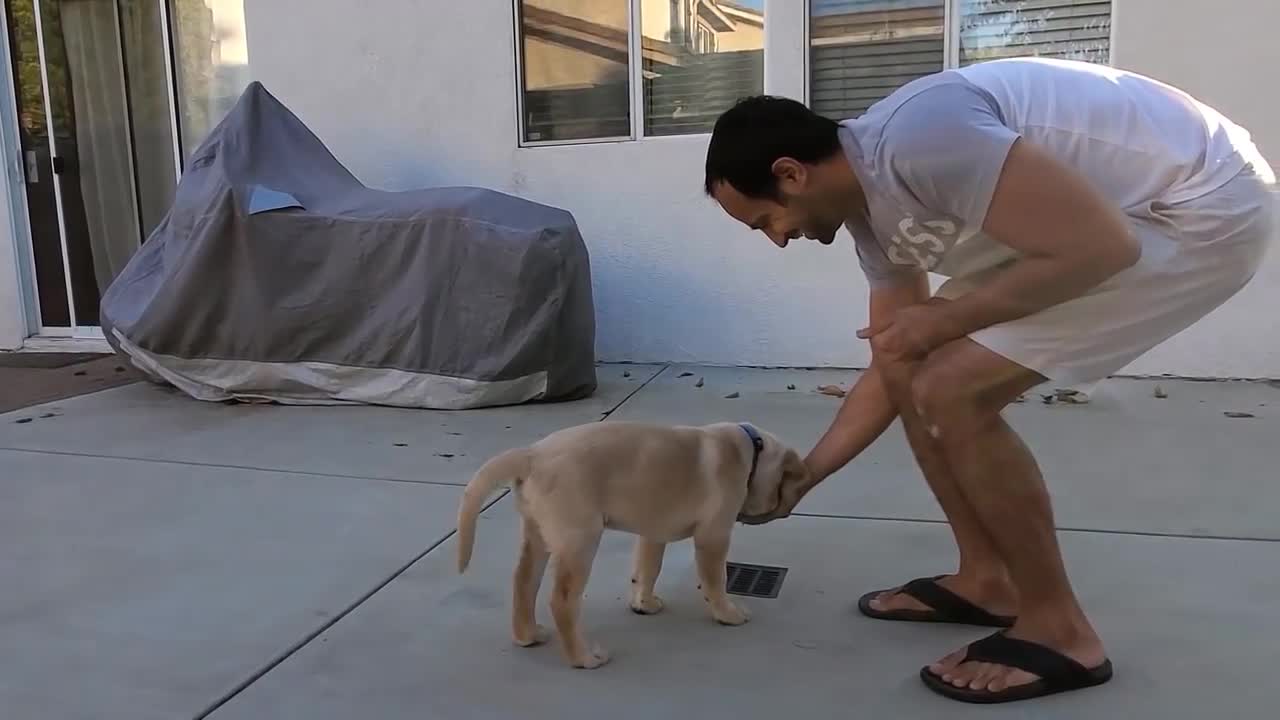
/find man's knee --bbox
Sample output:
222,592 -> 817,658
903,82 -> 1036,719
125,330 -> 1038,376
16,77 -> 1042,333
873,350 -> 916,398
911,366 -> 982,436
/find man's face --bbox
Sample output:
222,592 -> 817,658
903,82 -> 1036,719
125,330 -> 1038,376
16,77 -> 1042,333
710,159 -> 847,248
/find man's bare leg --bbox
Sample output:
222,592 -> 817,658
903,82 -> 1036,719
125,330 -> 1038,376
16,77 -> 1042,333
870,358 -> 1018,618
910,339 -> 1106,692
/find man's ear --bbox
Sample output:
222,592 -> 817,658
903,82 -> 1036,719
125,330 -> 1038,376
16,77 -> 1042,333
771,157 -> 806,193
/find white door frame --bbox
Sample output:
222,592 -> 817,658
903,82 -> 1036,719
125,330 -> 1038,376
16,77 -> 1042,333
0,0 -> 37,349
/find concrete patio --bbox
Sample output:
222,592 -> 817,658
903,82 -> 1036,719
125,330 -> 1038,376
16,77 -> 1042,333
2,363 -> 1277,720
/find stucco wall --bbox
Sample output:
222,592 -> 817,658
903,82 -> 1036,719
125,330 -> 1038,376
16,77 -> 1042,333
1109,0 -> 1280,377
239,0 -> 1280,377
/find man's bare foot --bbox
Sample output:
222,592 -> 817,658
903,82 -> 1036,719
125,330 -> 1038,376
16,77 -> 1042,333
928,610 -> 1107,693
867,573 -> 1018,619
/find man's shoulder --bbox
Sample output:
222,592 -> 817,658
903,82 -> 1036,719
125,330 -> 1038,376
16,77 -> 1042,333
843,71 -> 994,160
851,72 -> 971,128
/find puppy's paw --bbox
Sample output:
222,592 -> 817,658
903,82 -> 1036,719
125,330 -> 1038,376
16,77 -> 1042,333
711,601 -> 751,626
571,645 -> 611,669
629,593 -> 665,615
512,624 -> 550,647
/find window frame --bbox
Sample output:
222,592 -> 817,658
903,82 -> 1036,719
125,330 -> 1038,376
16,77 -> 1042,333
512,0 -> 768,148
801,0 -> 1117,109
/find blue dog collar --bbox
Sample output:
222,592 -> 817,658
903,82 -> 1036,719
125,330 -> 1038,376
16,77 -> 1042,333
738,423 -> 765,483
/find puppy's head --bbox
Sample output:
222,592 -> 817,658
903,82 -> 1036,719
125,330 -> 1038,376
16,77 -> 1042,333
740,428 -> 809,517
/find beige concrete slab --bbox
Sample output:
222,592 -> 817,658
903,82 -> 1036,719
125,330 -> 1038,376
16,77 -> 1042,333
206,498 -> 1280,720
604,366 -> 1280,539
0,364 -> 664,486
0,449 -> 465,720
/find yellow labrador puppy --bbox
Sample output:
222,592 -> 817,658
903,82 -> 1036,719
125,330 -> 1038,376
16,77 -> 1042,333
456,420 -> 806,669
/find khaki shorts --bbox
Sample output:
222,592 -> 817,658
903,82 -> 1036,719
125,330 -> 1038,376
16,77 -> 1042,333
935,162 -> 1277,387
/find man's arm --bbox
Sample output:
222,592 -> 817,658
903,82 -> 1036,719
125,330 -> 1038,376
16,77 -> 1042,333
739,273 -> 928,525
802,272 -> 930,485
931,138 -> 1141,340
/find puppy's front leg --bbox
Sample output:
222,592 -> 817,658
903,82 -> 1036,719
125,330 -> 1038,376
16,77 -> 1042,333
628,538 -> 666,615
694,531 -> 750,626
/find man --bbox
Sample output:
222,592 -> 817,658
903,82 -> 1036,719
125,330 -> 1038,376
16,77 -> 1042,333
704,57 -> 1275,703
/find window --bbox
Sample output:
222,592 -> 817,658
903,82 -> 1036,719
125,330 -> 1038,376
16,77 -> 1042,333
515,0 -> 766,145
170,0 -> 254,159
809,0 -> 1111,119
957,0 -> 1111,66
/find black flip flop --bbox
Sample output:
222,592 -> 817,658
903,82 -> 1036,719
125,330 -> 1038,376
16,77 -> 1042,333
857,576 -> 1015,627
920,631 -> 1114,704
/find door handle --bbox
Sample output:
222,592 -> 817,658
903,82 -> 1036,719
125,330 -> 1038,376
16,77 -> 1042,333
24,150 -> 37,183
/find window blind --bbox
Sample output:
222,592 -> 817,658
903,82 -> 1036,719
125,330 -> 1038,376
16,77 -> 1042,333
809,0 -> 946,120
809,0 -> 1111,121
959,0 -> 1111,65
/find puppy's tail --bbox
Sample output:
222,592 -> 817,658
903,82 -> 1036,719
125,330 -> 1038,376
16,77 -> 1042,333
456,447 -> 532,573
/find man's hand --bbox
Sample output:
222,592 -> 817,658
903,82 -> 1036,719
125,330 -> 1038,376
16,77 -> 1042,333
857,301 -> 963,360
737,463 -> 817,525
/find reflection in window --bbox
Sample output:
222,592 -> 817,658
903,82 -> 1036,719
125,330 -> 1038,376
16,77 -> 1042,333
641,0 -> 764,137
171,0 -> 252,158
517,0 -> 632,143
808,1 -> 1112,122
514,1 -> 766,143
958,0 -> 1111,66
809,0 -> 945,120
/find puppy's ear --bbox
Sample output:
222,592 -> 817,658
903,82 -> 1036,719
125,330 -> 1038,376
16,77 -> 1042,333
780,448 -> 809,486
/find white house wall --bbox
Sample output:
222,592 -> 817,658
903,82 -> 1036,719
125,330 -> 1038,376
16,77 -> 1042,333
1110,0 -> 1280,377
237,0 -> 1279,377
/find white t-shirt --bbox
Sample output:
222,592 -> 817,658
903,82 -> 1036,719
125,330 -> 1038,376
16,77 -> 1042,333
839,57 -> 1261,286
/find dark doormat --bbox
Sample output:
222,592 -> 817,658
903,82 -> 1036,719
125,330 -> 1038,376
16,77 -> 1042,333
0,352 -> 107,369
0,353 -> 143,414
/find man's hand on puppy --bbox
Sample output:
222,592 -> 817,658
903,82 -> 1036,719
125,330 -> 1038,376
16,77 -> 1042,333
738,463 -> 815,525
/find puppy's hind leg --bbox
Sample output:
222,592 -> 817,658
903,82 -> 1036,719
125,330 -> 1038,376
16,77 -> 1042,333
694,530 -> 750,626
548,527 -> 609,669
628,538 -> 666,615
511,517 -> 550,647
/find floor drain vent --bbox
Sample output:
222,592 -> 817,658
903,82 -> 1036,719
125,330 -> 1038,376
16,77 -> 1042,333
725,562 -> 787,599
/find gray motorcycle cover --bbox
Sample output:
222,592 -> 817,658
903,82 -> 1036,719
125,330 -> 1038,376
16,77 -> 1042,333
100,82 -> 597,409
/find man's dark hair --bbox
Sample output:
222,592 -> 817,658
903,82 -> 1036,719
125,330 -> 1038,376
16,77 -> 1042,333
703,95 -> 842,200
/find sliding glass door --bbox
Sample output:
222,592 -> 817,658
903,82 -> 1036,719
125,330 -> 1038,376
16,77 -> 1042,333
2,0 -> 248,335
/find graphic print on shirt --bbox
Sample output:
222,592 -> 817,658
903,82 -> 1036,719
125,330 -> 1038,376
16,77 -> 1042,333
884,213 -> 978,272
